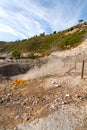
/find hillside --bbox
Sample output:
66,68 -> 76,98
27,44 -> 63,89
0,41 -> 6,48
1,22 -> 87,57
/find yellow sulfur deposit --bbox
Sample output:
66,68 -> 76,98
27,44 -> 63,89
12,79 -> 26,85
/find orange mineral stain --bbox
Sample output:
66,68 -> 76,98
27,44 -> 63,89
12,80 -> 26,85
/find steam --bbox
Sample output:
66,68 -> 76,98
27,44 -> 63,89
12,57 -> 64,80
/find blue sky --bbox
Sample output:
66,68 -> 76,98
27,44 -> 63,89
0,0 -> 87,41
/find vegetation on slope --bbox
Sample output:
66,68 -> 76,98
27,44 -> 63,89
0,41 -> 6,48
1,22 -> 87,57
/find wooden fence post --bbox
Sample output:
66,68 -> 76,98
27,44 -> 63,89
81,60 -> 85,79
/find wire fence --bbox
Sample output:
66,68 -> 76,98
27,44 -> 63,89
61,55 -> 87,78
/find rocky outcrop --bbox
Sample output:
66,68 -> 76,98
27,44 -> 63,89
0,58 -> 48,78
0,64 -> 31,77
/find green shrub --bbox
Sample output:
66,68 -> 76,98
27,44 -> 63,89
11,51 -> 21,59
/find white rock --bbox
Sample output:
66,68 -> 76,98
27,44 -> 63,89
15,115 -> 20,120
66,94 -> 70,97
62,101 -> 64,104
51,81 -> 60,87
54,84 -> 59,87
51,104 -> 55,109
51,81 -> 56,84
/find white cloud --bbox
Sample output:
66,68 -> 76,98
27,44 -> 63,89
0,23 -> 27,39
0,0 -> 86,41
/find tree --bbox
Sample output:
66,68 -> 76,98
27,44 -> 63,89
53,31 -> 57,34
78,19 -> 83,24
40,32 -> 45,36
11,51 -> 21,59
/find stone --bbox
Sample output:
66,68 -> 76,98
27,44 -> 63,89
51,81 -> 61,87
0,126 -> 6,130
33,100 -> 38,105
61,101 -> 64,104
14,127 -> 18,130
66,94 -> 70,97
51,81 -> 55,84
5,97 -> 10,103
0,98 -> 4,104
51,104 -> 55,109
15,115 -> 20,120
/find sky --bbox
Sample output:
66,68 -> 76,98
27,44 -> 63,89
0,0 -> 87,42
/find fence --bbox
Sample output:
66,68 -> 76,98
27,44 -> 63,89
62,56 -> 87,79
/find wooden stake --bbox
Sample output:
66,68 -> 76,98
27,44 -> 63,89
81,60 -> 85,79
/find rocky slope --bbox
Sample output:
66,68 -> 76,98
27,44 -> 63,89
0,39 -> 87,129
0,74 -> 87,130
